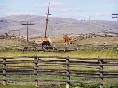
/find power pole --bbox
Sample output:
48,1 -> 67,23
22,21 -> 34,42
44,2 -> 51,38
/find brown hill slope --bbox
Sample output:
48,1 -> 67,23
0,15 -> 118,37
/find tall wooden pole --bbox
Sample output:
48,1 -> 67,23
44,2 -> 51,38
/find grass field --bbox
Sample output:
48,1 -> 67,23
0,84 -> 118,88
0,49 -> 118,58
0,85 -> 36,88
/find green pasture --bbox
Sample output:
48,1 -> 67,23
0,49 -> 118,58
0,83 -> 118,88
0,85 -> 36,88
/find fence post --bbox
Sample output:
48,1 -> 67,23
64,43 -> 68,52
2,58 -> 7,85
34,57 -> 38,87
66,57 -> 70,88
98,58 -> 104,88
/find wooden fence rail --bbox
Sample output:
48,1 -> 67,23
0,56 -> 118,88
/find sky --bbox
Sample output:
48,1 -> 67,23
0,0 -> 118,20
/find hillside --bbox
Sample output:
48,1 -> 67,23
0,15 -> 118,37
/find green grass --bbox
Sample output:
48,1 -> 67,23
0,49 -> 118,58
0,85 -> 36,88
0,84 -> 118,88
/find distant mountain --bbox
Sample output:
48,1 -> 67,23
0,15 -> 118,36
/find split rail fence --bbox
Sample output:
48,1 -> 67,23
0,56 -> 118,88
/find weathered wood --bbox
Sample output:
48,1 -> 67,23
2,58 -> 7,85
1,56 -> 118,60
98,59 -> 104,88
0,56 -> 118,87
34,57 -> 38,86
66,57 -> 70,88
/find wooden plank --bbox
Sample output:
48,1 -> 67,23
0,78 -> 99,83
0,56 -> 118,60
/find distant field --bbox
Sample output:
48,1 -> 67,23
0,36 -> 118,50
78,36 -> 118,45
31,36 -> 118,45
25,36 -> 118,51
